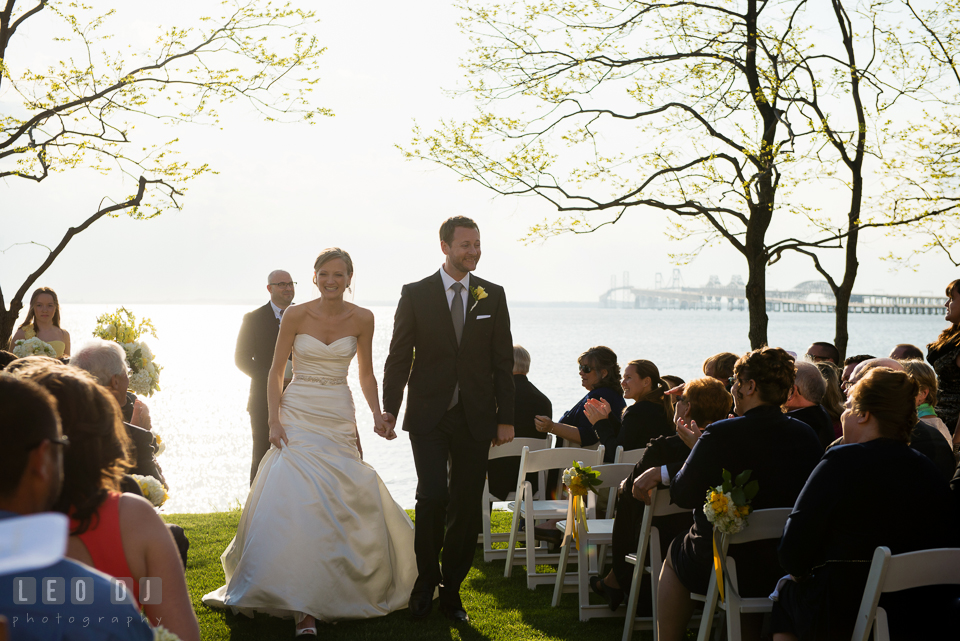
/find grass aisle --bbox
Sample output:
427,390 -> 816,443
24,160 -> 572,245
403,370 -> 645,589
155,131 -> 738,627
165,510 -> 665,641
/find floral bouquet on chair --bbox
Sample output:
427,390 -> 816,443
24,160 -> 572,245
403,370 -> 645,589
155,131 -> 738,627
704,469 -> 758,601
12,337 -> 58,358
562,461 -> 602,550
93,307 -> 162,396
131,474 -> 169,508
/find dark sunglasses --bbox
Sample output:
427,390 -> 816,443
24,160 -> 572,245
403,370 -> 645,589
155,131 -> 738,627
579,365 -> 594,374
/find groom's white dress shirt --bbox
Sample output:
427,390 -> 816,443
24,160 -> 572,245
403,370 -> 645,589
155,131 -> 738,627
439,267 -> 470,321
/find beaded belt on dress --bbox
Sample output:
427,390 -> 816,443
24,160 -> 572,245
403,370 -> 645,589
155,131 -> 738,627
292,375 -> 347,385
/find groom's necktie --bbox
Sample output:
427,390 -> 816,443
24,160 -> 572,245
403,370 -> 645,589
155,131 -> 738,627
449,282 -> 464,409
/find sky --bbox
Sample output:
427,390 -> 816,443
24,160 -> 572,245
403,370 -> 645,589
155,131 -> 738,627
1,0 -> 956,309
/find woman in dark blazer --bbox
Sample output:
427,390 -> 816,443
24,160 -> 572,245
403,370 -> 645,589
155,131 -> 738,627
585,359 -> 675,463
633,347 -> 823,641
590,376 -> 732,611
771,367 -> 960,641
534,345 -> 625,445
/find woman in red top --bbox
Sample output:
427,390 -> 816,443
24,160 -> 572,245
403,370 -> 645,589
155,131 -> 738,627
22,364 -> 199,641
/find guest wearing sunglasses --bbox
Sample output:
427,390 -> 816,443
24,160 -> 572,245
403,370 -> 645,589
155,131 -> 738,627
534,345 -> 625,446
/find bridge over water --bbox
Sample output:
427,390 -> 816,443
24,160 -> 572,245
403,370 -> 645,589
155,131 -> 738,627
600,272 -> 944,314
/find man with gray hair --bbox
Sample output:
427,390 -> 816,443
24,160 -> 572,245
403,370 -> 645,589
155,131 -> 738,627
784,361 -> 834,449
236,269 -> 295,484
72,339 -> 166,486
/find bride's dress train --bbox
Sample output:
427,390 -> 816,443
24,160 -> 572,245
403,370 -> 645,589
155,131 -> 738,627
202,334 -> 416,620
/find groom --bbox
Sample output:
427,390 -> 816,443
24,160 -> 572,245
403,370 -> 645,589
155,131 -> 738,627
382,216 -> 515,622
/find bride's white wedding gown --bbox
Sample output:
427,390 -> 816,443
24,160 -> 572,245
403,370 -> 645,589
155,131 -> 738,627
202,334 -> 416,620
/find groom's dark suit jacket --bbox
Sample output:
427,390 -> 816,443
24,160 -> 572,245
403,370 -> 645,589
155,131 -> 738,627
383,271 -> 515,440
235,302 -> 279,415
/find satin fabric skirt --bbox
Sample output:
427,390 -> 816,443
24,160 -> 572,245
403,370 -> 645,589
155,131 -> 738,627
202,378 -> 416,621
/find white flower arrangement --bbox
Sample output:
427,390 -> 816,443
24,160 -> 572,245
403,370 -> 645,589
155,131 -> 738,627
12,337 -> 58,358
131,474 -> 169,508
93,308 -> 162,396
153,625 -> 182,641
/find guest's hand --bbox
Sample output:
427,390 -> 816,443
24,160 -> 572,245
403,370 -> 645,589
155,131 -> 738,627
268,418 -> 289,450
534,416 -> 553,433
632,467 -> 662,505
677,418 -> 702,450
583,398 -> 611,425
131,399 -> 152,431
492,424 -> 515,446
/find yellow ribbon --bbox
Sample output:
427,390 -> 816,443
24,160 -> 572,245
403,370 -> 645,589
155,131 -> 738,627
563,493 -> 590,551
713,530 -> 725,603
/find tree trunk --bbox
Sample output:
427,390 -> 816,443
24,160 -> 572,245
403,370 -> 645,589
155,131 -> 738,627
745,250 -> 770,349
833,224 -> 860,362
0,303 -> 24,350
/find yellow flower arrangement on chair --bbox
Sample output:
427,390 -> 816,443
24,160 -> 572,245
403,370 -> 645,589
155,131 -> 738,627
561,461 -> 602,551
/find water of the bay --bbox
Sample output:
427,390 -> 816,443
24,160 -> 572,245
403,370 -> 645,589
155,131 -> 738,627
46,302 -> 946,513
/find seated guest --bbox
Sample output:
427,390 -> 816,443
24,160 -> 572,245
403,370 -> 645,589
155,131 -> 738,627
0,375 -> 153,641
633,347 -> 822,641
585,359 -> 675,463
590,377 -> 732,611
841,358 -> 955,481
804,341 -> 839,365
661,375 -> 685,412
18,364 -> 200,641
702,352 -> 737,389
486,345 -> 552,500
784,361 -> 834,449
841,354 -> 874,394
815,361 -> 844,439
890,343 -> 924,361
534,345 -> 625,446
772,368 -> 960,641
901,359 -> 953,447
72,339 -> 166,487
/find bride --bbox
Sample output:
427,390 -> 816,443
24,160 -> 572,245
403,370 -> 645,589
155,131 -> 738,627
203,248 -> 416,636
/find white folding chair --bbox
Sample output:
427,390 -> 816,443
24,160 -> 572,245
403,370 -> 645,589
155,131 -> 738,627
851,546 -> 960,641
621,486 -> 694,641
614,445 -> 646,465
480,436 -> 553,562
695,508 -> 793,641
551,463 -> 635,621
504,445 -> 606,589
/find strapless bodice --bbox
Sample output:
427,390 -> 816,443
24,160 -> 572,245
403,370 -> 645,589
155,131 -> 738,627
292,334 -> 356,379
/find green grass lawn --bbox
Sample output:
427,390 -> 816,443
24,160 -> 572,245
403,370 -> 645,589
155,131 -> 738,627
165,510 -> 674,641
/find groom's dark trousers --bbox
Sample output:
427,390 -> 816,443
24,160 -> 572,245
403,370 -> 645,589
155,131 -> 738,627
384,270 -> 514,600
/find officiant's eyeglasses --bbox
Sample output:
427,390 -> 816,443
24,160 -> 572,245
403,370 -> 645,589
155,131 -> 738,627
26,435 -> 71,452
270,281 -> 297,288
579,365 -> 594,374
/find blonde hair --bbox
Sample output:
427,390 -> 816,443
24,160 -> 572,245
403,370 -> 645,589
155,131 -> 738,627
313,247 -> 354,279
513,345 -> 531,375
901,359 -> 938,407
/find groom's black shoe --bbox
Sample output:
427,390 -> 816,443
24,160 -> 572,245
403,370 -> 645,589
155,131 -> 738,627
438,586 -> 469,623
408,588 -> 433,621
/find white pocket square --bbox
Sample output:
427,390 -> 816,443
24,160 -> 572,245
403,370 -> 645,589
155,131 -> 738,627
476,314 -> 491,320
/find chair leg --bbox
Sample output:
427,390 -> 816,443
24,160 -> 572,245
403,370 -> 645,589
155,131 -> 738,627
621,559 -> 644,641
552,538 -> 571,607
578,538 -> 591,621
504,490 -> 523,578
525,508 -> 538,590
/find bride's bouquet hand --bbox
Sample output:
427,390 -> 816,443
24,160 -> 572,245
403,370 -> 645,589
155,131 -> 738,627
268,418 -> 289,450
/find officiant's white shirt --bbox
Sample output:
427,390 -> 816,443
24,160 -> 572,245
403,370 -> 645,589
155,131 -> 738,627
439,267 -> 470,323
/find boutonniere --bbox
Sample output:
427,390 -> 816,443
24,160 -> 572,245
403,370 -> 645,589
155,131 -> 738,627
469,286 -> 488,312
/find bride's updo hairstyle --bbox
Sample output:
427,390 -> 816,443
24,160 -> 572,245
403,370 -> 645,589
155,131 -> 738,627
850,367 -> 918,442
313,248 -> 354,289
733,347 -> 796,406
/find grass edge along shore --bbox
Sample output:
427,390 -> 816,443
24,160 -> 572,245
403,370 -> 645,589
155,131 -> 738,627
169,509 -> 685,640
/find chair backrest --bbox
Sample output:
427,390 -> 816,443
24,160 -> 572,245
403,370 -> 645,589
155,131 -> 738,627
588,463 -> 636,518
851,546 -> 960,641
652,485 -> 689,517
725,508 -> 792,546
517,445 -> 606,476
488,436 -> 553,461
613,446 -> 646,465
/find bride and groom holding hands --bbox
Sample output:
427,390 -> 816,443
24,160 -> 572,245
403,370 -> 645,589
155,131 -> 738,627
203,216 -> 516,635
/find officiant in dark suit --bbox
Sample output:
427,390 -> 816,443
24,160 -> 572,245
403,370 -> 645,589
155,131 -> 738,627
382,216 -> 515,623
236,270 -> 294,484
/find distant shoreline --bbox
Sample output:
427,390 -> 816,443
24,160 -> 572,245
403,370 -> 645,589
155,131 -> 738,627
59,299 -> 609,308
